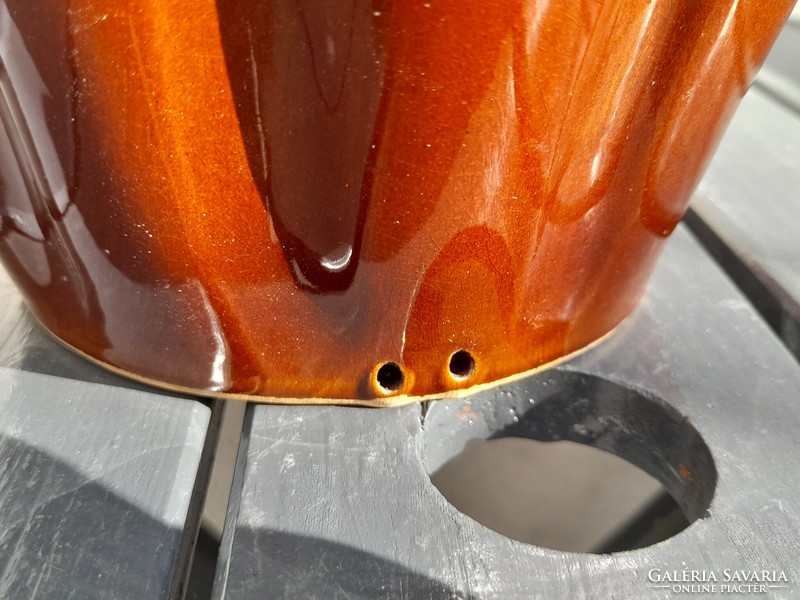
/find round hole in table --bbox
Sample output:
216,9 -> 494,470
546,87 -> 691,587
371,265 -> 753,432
422,371 -> 716,553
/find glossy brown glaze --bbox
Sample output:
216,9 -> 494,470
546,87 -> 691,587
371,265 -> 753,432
0,0 -> 794,405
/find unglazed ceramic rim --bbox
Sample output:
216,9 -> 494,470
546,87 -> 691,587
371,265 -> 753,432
31,308 -> 633,407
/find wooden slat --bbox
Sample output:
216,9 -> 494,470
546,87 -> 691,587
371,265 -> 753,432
689,83 -> 800,356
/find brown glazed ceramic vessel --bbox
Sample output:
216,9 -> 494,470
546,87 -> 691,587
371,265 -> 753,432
0,1 -> 794,406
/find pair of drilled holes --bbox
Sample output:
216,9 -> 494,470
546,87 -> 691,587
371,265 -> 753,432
375,350 -> 476,394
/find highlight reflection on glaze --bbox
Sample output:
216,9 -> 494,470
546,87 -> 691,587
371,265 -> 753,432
0,0 -> 793,404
